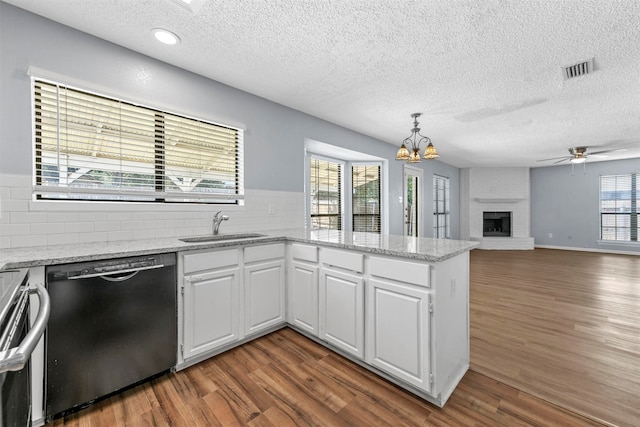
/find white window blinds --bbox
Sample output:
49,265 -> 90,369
600,174 -> 638,241
352,165 -> 381,233
309,158 -> 342,230
33,79 -> 243,203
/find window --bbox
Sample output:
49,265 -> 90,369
600,173 -> 639,241
433,175 -> 450,239
309,158 -> 342,230
308,156 -> 383,233
306,140 -> 386,234
352,165 -> 381,233
33,79 -> 243,204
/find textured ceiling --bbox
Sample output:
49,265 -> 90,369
5,0 -> 640,168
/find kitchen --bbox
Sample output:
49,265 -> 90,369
1,1 -> 640,426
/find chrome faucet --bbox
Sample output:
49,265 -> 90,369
212,211 -> 229,235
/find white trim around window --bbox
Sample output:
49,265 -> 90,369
304,140 -> 388,234
31,77 -> 244,205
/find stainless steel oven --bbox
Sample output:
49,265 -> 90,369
0,269 -> 50,427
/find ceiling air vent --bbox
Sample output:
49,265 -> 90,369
563,58 -> 594,80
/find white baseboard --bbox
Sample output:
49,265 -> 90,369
535,244 -> 640,256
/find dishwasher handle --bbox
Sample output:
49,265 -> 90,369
68,263 -> 165,281
0,284 -> 50,373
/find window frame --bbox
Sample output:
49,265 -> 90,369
31,77 -> 244,205
433,174 -> 451,239
305,143 -> 386,234
599,173 -> 639,242
351,163 -> 382,233
308,154 -> 345,231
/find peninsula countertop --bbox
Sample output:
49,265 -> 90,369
0,228 -> 478,270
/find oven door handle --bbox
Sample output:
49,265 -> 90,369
0,284 -> 50,373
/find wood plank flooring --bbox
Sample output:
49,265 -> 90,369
470,248 -> 640,427
48,328 -> 602,427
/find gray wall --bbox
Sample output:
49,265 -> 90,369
531,158 -> 639,253
0,3 -> 460,239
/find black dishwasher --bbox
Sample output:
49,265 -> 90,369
45,253 -> 177,421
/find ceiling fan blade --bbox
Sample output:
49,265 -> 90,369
553,158 -> 570,164
536,156 -> 570,162
587,148 -> 629,156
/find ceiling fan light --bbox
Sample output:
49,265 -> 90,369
570,157 -> 586,164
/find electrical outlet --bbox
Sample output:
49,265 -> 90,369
267,204 -> 275,215
548,233 -> 553,238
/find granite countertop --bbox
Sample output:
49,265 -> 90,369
0,228 -> 478,270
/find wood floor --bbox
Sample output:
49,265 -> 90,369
47,248 -> 639,427
48,327 -> 601,427
470,249 -> 640,427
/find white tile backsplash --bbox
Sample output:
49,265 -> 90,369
0,173 -> 304,249
1,224 -> 30,236
47,233 -> 80,246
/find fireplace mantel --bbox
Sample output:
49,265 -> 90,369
474,198 -> 525,203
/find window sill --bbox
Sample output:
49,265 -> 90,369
29,199 -> 245,213
596,239 -> 640,247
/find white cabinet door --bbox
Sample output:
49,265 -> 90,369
244,259 -> 286,336
319,267 -> 364,359
288,261 -> 319,336
183,267 -> 240,360
366,278 -> 431,392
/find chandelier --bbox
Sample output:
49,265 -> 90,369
395,113 -> 438,163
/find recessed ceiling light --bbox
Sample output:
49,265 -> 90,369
152,28 -> 180,45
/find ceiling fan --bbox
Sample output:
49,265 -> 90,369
536,146 -> 627,164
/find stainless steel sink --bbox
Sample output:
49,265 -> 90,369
179,233 -> 266,243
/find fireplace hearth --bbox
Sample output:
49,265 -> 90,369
483,211 -> 511,237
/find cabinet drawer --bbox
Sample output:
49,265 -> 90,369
291,243 -> 318,263
321,248 -> 364,273
369,256 -> 430,287
183,248 -> 239,274
244,243 -> 285,263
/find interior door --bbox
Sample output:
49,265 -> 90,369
403,165 -> 423,237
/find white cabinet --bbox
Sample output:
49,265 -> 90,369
366,256 -> 432,392
177,239 -> 470,407
244,243 -> 286,337
366,277 -> 431,392
288,244 -> 319,336
179,243 -> 286,365
181,248 -> 241,360
319,248 -> 365,359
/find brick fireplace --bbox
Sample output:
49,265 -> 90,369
460,167 -> 534,250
